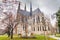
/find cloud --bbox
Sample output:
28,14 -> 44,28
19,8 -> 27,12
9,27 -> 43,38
20,0 -> 60,15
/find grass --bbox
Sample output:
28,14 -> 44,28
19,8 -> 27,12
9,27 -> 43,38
56,34 -> 60,37
0,34 -> 56,40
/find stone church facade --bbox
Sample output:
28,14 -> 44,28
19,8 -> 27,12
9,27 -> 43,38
0,0 -> 57,35
13,2 -> 56,35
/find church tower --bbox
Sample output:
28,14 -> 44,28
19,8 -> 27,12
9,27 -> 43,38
25,4 -> 26,11
30,2 -> 32,16
15,2 -> 21,34
17,2 -> 20,13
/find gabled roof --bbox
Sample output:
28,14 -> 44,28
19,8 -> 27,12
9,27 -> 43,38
19,9 -> 30,16
18,8 -> 42,16
32,8 -> 42,15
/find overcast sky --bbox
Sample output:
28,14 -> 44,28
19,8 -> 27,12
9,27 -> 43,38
19,0 -> 60,26
19,0 -> 60,15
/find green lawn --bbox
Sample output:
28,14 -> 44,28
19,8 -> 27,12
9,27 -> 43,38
56,34 -> 60,37
0,34 -> 56,40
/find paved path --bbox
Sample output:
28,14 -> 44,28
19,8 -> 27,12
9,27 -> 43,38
49,35 -> 60,40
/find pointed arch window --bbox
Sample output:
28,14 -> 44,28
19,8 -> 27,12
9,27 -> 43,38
33,18 -> 35,24
45,26 -> 47,31
24,18 -> 27,22
23,25 -> 26,31
43,26 -> 47,31
33,27 -> 35,31
40,26 -> 41,31
38,27 -> 39,31
42,27 -> 44,31
38,16 -> 40,22
21,17 -> 24,22
25,18 -> 27,22
37,16 -> 40,23
48,27 -> 50,31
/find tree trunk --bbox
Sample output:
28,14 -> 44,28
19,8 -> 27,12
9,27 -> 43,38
11,28 -> 13,39
7,31 -> 10,37
7,26 -> 11,37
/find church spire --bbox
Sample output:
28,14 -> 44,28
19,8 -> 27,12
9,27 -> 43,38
30,2 -> 32,16
17,2 -> 21,13
25,4 -> 26,11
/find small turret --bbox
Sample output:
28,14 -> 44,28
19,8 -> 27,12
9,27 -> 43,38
30,2 -> 32,16
17,2 -> 21,13
24,4 -> 26,11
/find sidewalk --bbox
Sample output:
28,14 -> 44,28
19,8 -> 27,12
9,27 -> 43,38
49,35 -> 60,40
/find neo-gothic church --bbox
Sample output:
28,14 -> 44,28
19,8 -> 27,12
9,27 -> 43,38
0,0 -> 57,35
13,2 -> 56,35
